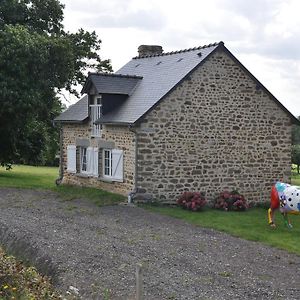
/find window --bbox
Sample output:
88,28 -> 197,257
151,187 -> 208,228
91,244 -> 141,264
80,147 -> 87,173
103,149 -> 112,177
66,145 -> 99,177
102,149 -> 123,181
90,95 -> 102,137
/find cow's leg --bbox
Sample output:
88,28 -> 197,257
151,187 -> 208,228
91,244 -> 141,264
268,208 -> 276,227
268,185 -> 280,227
282,212 -> 293,229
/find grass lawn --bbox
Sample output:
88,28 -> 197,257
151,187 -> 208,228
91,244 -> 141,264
0,165 -> 125,206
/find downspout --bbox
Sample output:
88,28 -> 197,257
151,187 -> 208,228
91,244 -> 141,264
128,124 -> 138,203
55,125 -> 64,185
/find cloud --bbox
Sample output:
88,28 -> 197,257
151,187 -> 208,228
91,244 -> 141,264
82,9 -> 165,31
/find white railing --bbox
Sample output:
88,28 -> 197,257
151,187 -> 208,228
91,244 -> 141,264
90,105 -> 102,137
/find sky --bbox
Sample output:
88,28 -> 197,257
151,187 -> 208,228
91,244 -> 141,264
60,0 -> 300,117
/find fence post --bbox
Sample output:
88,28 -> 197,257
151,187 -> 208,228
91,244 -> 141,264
136,263 -> 143,300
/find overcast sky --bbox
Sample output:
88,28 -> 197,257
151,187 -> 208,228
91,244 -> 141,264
60,0 -> 300,117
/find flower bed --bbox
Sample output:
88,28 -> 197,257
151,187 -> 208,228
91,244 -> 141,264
214,190 -> 248,211
177,191 -> 207,211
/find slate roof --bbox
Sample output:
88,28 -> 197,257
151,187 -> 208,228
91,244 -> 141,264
56,42 -> 300,125
100,42 -> 221,124
54,95 -> 88,123
81,73 -> 143,95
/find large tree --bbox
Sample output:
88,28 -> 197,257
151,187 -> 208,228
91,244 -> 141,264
0,0 -> 112,166
292,116 -> 300,145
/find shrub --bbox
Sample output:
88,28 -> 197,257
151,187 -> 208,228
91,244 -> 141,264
177,191 -> 207,211
214,190 -> 248,211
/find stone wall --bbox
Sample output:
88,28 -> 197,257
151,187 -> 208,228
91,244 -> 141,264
62,122 -> 135,196
136,49 -> 292,204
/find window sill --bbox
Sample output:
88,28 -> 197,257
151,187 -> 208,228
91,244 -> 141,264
98,177 -> 123,183
75,173 -> 92,178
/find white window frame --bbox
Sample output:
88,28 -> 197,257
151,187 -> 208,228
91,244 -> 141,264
103,149 -> 112,178
80,147 -> 88,173
102,148 -> 124,182
90,95 -> 102,137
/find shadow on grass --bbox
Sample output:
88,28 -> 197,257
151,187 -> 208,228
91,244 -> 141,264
53,185 -> 126,206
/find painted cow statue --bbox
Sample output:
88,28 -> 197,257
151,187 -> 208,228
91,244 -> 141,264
268,181 -> 300,228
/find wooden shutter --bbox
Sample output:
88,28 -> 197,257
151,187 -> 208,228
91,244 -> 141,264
86,147 -> 94,175
111,149 -> 123,181
93,147 -> 99,177
67,145 -> 76,173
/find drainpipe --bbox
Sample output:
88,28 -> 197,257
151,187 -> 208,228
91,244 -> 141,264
128,124 -> 138,203
55,125 -> 64,185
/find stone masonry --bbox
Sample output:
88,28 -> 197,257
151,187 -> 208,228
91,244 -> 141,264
135,48 -> 292,204
62,122 -> 135,196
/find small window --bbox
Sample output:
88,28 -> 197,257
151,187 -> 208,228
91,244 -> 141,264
80,147 -> 87,173
90,95 -> 102,137
103,149 -> 112,177
96,96 -> 102,105
102,149 -> 123,181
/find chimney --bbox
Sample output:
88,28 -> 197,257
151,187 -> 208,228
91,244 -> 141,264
138,45 -> 163,57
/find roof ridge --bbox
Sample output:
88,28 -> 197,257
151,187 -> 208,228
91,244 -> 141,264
88,72 -> 143,79
132,41 -> 223,59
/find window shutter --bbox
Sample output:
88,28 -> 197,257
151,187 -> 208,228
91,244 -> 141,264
67,145 -> 76,173
111,149 -> 123,181
93,147 -> 99,177
86,147 -> 94,175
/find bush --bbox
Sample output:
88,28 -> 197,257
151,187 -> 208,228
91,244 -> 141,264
214,190 -> 248,211
177,191 -> 207,211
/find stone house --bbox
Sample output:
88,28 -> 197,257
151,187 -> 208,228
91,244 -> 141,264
55,42 -> 300,204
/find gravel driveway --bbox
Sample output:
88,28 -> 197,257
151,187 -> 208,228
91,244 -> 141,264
0,188 -> 300,299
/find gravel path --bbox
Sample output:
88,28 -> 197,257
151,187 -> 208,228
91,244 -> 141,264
0,188 -> 300,299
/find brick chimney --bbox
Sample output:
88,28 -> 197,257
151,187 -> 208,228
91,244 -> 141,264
138,45 -> 163,57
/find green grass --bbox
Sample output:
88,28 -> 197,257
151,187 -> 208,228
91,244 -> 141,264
0,165 -> 125,206
143,205 -> 300,255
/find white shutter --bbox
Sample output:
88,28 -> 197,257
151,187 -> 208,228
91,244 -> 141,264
67,145 -> 76,173
111,149 -> 123,181
93,147 -> 99,177
86,147 -> 94,175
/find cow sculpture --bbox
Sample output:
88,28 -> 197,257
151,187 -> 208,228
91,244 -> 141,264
268,181 -> 300,228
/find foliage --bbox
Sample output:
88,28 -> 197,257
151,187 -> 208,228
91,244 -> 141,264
292,116 -> 300,145
292,145 -> 300,174
0,0 -> 112,166
0,247 -> 61,299
177,191 -> 207,211
0,165 -> 125,205
214,190 -> 248,211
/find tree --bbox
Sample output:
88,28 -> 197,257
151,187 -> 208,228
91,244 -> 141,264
0,0 -> 112,166
292,145 -> 300,174
292,117 -> 300,145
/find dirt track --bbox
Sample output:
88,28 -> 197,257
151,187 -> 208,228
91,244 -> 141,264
0,188 -> 300,299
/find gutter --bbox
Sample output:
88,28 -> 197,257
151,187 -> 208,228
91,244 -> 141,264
55,126 -> 64,185
128,124 -> 138,203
